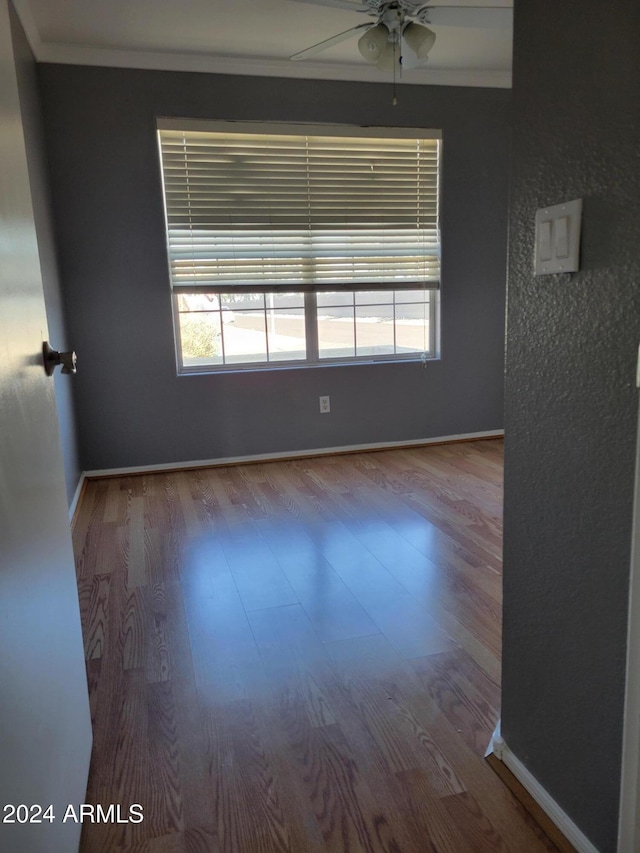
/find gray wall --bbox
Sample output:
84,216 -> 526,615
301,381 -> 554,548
10,9 -> 81,506
38,65 -> 510,471
501,2 -> 640,850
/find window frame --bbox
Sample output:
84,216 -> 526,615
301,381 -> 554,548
173,287 -> 439,374
157,119 -> 442,374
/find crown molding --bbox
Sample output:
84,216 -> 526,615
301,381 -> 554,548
34,41 -> 511,88
11,0 -> 511,89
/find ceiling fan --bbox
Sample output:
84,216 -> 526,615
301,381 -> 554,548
289,0 -> 512,73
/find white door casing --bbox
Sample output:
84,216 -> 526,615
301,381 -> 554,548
618,386 -> 640,852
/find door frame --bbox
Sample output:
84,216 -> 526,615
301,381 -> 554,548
618,392 -> 640,852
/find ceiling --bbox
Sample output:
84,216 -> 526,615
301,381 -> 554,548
13,0 -> 513,88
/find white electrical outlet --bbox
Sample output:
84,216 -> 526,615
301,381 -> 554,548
319,395 -> 330,414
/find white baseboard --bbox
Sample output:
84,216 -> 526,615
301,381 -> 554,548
82,429 -> 504,480
488,729 -> 600,853
68,472 -> 86,522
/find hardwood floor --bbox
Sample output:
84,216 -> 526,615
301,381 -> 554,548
72,439 -> 557,852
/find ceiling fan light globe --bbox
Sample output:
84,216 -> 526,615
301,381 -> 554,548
357,23 -> 388,64
375,41 -> 398,73
403,22 -> 436,59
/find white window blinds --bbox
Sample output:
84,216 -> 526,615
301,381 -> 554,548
158,121 -> 441,291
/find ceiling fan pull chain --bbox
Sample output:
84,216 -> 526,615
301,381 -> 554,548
392,37 -> 397,105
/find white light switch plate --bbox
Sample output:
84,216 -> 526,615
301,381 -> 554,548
534,198 -> 583,275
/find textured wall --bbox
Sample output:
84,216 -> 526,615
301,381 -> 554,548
501,2 -> 640,850
10,10 -> 81,506
38,65 -> 510,470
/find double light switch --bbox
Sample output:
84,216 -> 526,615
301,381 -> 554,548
534,198 -> 582,275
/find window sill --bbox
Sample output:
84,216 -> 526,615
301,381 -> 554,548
177,355 -> 438,377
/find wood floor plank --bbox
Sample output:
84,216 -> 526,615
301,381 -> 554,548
224,698 -> 297,852
204,701 -> 259,853
146,680 -> 184,836
163,589 -> 216,832
175,472 -> 203,539
255,518 -> 380,643
122,587 -> 147,671
249,696 -> 328,853
86,657 -> 102,727
73,481 -> 109,567
181,570 -> 262,694
297,514 -> 454,658
340,489 -> 503,680
284,712 -> 407,853
341,475 -> 502,596
127,496 -> 147,587
82,573 -> 111,660
146,596 -> 171,684
324,633 -> 466,799
395,767 -> 477,852
411,651 -> 497,755
103,481 -> 127,524
82,668 -> 150,852
73,439 -> 564,853
222,529 -> 299,611
439,790 -> 507,852
247,603 -> 338,727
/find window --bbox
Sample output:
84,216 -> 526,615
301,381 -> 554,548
158,120 -> 441,372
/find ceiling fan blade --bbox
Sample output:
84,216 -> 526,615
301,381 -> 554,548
288,0 -> 369,12
290,23 -> 373,60
424,6 -> 513,29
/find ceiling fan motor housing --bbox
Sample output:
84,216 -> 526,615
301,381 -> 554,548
363,0 -> 433,25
